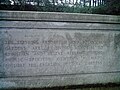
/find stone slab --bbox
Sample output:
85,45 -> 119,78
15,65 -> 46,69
0,21 -> 120,30
0,29 -> 120,88
0,11 -> 120,23
0,11 -> 120,89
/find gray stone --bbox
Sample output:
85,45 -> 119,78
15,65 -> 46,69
0,29 -> 120,88
0,10 -> 120,23
0,11 -> 120,89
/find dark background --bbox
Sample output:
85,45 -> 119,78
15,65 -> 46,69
0,0 -> 120,15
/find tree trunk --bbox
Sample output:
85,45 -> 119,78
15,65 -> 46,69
83,0 -> 85,7
89,0 -> 91,7
93,0 -> 94,7
37,0 -> 40,6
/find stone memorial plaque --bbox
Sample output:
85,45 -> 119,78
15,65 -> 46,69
0,29 -> 120,88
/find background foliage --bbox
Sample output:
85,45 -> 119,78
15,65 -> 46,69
0,0 -> 120,15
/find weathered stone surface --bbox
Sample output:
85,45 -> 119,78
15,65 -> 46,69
0,11 -> 120,89
0,29 -> 120,88
0,11 -> 120,23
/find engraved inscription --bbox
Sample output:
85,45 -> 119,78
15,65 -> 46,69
0,29 -> 120,77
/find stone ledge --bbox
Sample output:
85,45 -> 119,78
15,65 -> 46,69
0,10 -> 120,24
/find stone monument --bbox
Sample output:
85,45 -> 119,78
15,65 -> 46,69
0,11 -> 120,89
